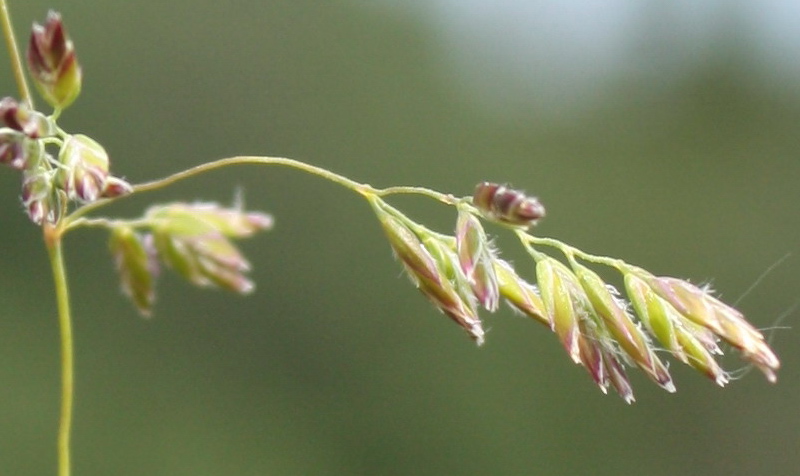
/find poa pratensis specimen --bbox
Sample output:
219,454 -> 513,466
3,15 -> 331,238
0,8 -> 780,476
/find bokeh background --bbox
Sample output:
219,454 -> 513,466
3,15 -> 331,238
1,1 -> 798,475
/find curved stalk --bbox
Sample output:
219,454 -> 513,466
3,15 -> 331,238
515,230 -> 626,270
64,156 -> 458,229
45,226 -> 74,476
0,0 -> 33,106
132,156 -> 367,195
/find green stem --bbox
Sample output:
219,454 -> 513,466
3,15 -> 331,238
45,226 -> 74,476
0,0 -> 33,106
516,230 -> 626,270
132,156 -> 367,194
64,156 -> 458,229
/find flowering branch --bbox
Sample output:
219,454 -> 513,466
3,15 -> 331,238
0,7 -> 781,476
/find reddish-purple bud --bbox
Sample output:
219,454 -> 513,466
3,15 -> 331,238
0,97 -> 54,138
27,11 -> 82,109
0,133 -> 28,170
472,182 -> 545,227
21,169 -> 61,225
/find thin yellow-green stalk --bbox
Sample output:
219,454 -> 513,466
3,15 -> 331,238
63,156 -> 457,230
0,0 -> 32,106
45,225 -> 73,476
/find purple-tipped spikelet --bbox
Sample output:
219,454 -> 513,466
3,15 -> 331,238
145,202 -> 273,295
0,97 -> 53,172
574,264 -> 673,391
109,227 -> 158,316
472,182 -> 545,227
493,259 -> 549,326
574,314 -> 636,402
57,134 -> 110,202
21,167 -> 62,225
167,201 -> 275,238
456,210 -> 500,311
0,97 -> 55,138
625,273 -> 729,385
27,11 -> 82,109
630,270 -> 780,383
534,257 -> 665,401
371,188 -> 778,400
371,197 -> 486,344
0,132 -> 27,170
536,258 -> 583,363
421,235 -> 486,344
101,176 -> 134,198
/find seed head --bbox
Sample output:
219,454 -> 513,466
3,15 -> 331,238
574,264 -> 673,390
146,201 -> 272,295
376,211 -> 442,287
534,258 -> 671,401
456,210 -> 500,311
536,258 -> 582,363
57,134 -> 110,202
574,315 -> 637,402
27,11 -> 82,110
625,273 -> 730,386
371,198 -> 485,344
0,132 -> 27,170
163,201 -> 274,238
21,167 -> 62,225
493,259 -> 549,326
635,271 -> 780,383
0,97 -> 55,138
109,227 -> 158,316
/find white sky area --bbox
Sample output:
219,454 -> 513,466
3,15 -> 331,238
369,1 -> 800,115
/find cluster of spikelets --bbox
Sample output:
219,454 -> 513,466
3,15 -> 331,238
0,12 -> 130,224
369,183 -> 779,403
108,201 -> 274,316
0,12 -> 275,316
2,11 -> 780,403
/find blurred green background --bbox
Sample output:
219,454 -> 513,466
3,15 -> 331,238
1,1 -> 798,475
